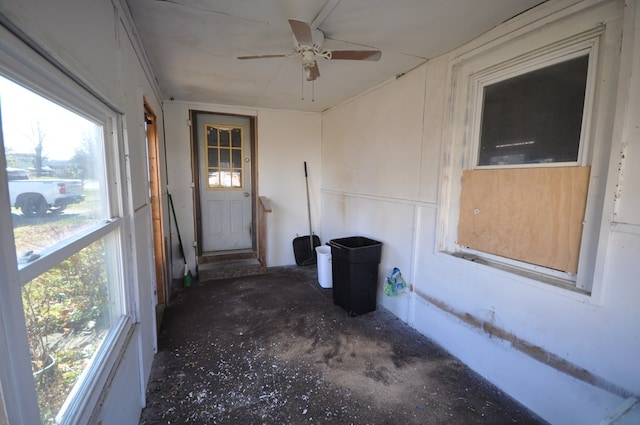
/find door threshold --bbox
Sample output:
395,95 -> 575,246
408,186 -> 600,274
200,249 -> 257,264
198,249 -> 264,281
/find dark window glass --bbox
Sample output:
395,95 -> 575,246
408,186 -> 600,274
232,149 -> 241,168
220,149 -> 230,168
231,129 -> 241,147
208,149 -> 218,167
207,127 -> 218,146
219,130 -> 230,147
478,55 -> 589,166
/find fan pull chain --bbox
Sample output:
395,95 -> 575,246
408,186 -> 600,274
301,67 -> 305,101
312,81 -> 315,102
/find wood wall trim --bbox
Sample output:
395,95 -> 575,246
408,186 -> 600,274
414,289 -> 634,399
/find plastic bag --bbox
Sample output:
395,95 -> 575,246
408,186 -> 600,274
384,267 -> 407,296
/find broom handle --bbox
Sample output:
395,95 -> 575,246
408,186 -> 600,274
168,193 -> 187,263
304,162 -> 313,252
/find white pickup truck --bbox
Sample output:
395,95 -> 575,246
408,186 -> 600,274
7,168 -> 85,216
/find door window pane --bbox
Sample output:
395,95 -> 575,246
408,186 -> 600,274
231,171 -> 241,188
232,149 -> 241,168
206,128 -> 218,146
220,149 -> 230,168
231,128 -> 241,147
207,149 -> 218,168
219,129 -> 229,147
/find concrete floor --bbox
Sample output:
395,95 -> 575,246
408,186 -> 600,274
139,266 -> 546,425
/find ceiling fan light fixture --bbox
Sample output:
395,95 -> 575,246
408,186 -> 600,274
237,19 -> 380,84
301,50 -> 315,66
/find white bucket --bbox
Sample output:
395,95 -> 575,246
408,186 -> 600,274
315,245 -> 333,288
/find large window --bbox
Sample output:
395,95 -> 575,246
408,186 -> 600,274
0,62 -> 129,423
456,49 -> 594,281
440,22 -> 621,294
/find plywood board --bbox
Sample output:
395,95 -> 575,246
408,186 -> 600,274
458,167 -> 590,273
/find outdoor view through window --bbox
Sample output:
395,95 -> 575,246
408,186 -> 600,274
1,75 -> 121,423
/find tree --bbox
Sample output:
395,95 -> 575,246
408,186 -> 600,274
29,120 -> 48,177
70,132 -> 99,181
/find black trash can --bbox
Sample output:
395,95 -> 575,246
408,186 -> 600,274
329,236 -> 383,316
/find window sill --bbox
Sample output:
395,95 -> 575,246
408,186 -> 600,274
447,251 -> 592,298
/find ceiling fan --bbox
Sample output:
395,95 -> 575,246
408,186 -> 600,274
237,19 -> 382,81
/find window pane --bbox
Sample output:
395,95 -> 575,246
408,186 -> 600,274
478,55 -> 589,166
220,149 -> 230,168
219,129 -> 230,147
231,128 -> 241,147
22,237 -> 121,423
206,127 -> 218,146
207,148 -> 218,168
231,149 -> 241,168
231,171 -> 242,188
220,170 -> 231,187
0,76 -> 108,262
208,171 -> 219,188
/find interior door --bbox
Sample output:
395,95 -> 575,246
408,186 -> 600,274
196,113 -> 252,252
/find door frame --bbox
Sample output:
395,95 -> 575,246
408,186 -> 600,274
190,110 -> 258,256
144,100 -> 170,308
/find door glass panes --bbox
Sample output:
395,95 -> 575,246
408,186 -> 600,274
205,124 -> 243,189
232,149 -> 241,168
0,76 -> 108,262
231,128 -> 241,147
22,236 -> 120,423
207,127 -> 218,146
208,151 -> 218,168
220,130 -> 229,147
220,149 -> 230,168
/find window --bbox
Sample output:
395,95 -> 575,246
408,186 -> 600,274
205,124 -> 244,189
456,50 -> 594,281
0,63 -> 129,423
477,55 -> 589,166
440,23 -> 619,294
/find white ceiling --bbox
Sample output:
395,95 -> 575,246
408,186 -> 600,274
126,0 -> 546,112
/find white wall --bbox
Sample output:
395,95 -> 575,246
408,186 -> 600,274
320,0 -> 640,424
0,0 -> 163,423
163,101 -> 322,273
257,109 -> 322,266
3,0 -> 637,424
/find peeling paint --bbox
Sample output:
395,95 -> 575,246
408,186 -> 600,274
415,289 -> 635,399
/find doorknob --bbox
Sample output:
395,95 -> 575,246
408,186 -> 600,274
243,192 -> 250,198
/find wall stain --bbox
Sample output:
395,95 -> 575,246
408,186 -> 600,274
414,289 -> 635,399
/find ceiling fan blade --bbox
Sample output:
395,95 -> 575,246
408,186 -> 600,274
237,54 -> 289,60
289,19 -> 314,46
328,50 -> 382,61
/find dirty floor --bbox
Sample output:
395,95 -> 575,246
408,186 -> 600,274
139,266 -> 546,425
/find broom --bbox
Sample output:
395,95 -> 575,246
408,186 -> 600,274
168,192 -> 191,287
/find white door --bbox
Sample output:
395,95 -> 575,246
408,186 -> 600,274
196,113 -> 252,252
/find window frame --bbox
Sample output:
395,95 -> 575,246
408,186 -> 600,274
472,49 -> 594,169
468,40 -> 599,171
439,25 -> 614,295
204,123 -> 245,190
0,24 -> 135,424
